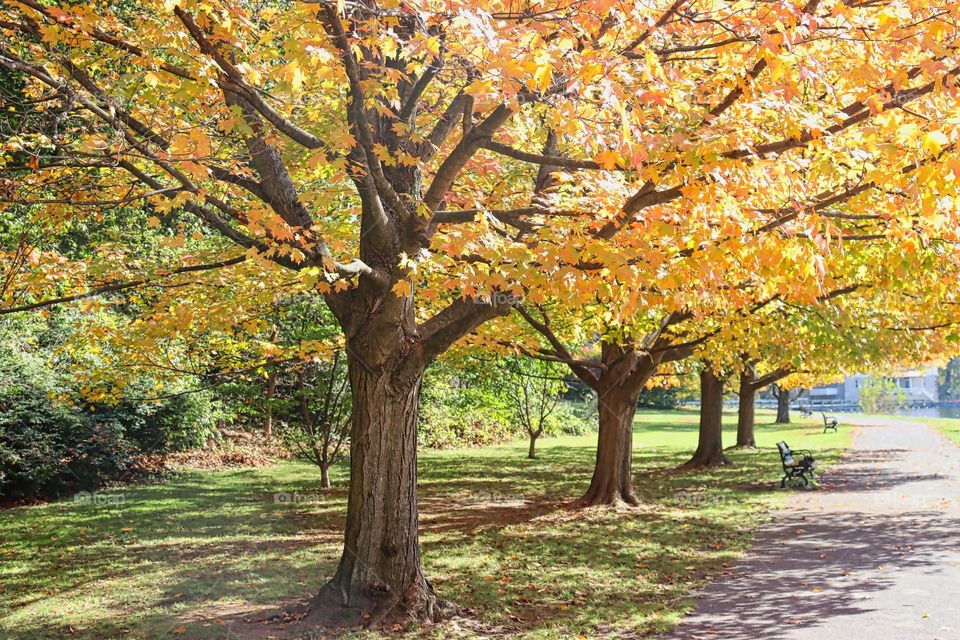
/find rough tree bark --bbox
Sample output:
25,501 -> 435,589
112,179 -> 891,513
306,284 -> 507,628
582,382 -> 642,506
517,309 -> 693,508
313,329 -> 438,624
682,367 -> 732,468
577,343 -> 662,507
735,369 -> 757,448
774,384 -> 791,424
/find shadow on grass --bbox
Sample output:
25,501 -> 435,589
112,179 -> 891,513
0,411 -> 856,640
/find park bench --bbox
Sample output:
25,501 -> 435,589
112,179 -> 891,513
776,441 -> 817,488
799,406 -> 813,418
821,412 -> 839,433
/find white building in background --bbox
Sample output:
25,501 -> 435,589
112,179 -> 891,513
805,368 -> 939,406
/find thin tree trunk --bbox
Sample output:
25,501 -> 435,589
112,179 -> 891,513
775,386 -> 791,424
734,371 -> 757,449
683,368 -> 732,467
263,324 -> 280,439
528,433 -> 538,459
320,461 -> 331,489
264,370 -> 277,439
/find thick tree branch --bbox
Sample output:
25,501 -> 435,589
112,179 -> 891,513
417,93 -> 469,162
313,4 -> 411,221
221,90 -> 315,229
752,366 -> 793,390
400,59 -> 442,123
422,104 -> 513,214
515,305 -> 601,389
418,296 -> 514,362
170,8 -> 330,151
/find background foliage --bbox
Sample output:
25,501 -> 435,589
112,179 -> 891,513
0,312 -> 225,503
859,377 -> 908,414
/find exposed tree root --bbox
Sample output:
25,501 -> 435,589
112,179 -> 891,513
574,482 -> 642,509
678,451 -> 733,469
301,578 -> 459,631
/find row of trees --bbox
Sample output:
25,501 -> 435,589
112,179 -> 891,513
3,0 -> 960,628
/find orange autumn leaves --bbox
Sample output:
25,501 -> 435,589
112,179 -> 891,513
1,0 -> 960,379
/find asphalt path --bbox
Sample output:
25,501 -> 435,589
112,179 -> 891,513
661,416 -> 960,640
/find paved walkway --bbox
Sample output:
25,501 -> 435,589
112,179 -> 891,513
663,417 -> 960,640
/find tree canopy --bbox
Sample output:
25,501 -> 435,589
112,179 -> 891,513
3,0 -> 960,627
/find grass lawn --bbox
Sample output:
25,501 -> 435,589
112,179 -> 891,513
0,408 -> 852,640
909,416 -> 960,446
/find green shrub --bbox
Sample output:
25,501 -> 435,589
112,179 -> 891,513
549,400 -> 592,436
418,382 -> 516,448
418,358 -> 596,450
418,360 -> 516,448
104,386 -> 226,453
0,314 -> 227,502
0,375 -> 138,502
859,377 -> 906,414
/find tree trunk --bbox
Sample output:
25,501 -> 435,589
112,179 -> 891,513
579,384 -> 642,507
775,386 -> 791,424
734,372 -> 757,449
320,461 -> 331,489
528,432 -> 538,459
311,337 -> 444,626
264,370 -> 277,439
577,344 -> 661,507
683,368 -> 732,467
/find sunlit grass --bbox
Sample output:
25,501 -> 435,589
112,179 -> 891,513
935,419 -> 960,445
0,408 -> 851,639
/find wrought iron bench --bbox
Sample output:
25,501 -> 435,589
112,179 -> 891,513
776,441 -> 817,488
821,412 -> 839,433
